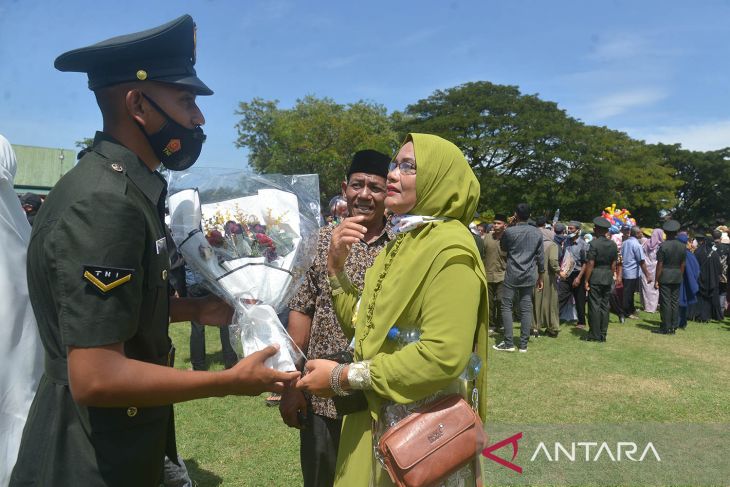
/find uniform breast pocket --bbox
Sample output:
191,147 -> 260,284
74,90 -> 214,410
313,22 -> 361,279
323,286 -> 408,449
146,245 -> 170,290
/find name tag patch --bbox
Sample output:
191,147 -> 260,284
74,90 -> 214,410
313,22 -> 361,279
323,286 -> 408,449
155,237 -> 167,255
83,265 -> 134,293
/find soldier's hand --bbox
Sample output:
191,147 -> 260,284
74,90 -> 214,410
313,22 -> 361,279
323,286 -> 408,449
584,281 -> 590,292
279,382 -> 308,429
327,216 -> 367,276
228,345 -> 300,396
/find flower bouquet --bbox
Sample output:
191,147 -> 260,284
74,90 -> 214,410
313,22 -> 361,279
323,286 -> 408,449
167,169 -> 320,371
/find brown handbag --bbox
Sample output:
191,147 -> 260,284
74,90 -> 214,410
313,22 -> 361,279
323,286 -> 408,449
377,394 -> 488,487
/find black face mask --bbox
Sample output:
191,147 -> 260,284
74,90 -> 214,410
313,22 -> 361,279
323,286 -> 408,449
138,93 -> 206,171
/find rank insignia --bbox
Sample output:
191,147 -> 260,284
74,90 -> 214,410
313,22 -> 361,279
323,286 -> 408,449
83,266 -> 134,293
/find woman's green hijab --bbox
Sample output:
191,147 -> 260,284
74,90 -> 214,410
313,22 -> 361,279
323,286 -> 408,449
355,133 -> 489,421
409,133 -> 481,225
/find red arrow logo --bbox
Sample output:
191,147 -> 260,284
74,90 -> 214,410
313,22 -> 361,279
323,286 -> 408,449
482,432 -> 523,474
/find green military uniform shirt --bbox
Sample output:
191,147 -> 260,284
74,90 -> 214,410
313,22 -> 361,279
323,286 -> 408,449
587,236 -> 618,285
11,132 -> 176,487
483,232 -> 506,283
657,239 -> 686,284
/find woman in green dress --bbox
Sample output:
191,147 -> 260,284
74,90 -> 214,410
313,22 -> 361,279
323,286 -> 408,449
297,133 -> 488,486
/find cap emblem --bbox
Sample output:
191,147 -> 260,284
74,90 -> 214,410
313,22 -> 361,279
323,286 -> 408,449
136,69 -> 148,81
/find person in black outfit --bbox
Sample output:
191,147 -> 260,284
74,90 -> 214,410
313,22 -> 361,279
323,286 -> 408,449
691,235 -> 723,322
653,220 -> 686,334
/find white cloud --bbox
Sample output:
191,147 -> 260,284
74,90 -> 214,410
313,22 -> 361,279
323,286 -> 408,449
585,89 -> 668,119
631,120 -> 730,151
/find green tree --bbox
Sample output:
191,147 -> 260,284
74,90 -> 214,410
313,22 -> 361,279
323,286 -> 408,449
655,144 -> 730,229
393,81 -> 585,213
75,137 -> 94,149
557,126 -> 679,224
394,81 -> 679,224
235,96 -> 398,204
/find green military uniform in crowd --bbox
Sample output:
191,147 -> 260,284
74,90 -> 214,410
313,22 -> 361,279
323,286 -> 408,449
656,220 -> 686,333
585,217 -> 618,341
11,15 -> 212,487
12,134 -> 174,486
483,229 -> 506,330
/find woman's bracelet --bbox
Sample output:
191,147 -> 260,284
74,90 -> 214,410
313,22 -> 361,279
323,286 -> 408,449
329,363 -> 349,396
347,360 -> 372,390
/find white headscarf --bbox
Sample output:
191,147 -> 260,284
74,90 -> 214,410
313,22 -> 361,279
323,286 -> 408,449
0,134 -> 43,485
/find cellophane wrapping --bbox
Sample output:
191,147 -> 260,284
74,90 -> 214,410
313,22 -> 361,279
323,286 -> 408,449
167,169 -> 320,371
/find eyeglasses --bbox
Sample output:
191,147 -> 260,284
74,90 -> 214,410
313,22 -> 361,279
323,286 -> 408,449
388,160 -> 417,175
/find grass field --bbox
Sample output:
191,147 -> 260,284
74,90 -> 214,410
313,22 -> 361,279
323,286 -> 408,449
168,309 -> 730,486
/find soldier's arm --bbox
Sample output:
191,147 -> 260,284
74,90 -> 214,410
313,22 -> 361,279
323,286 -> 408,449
584,243 -> 597,291
67,343 -> 299,407
169,295 -> 233,326
583,260 -> 594,292
54,194 -> 297,408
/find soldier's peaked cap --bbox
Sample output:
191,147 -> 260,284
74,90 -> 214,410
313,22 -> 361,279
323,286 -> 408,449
663,220 -> 681,232
593,217 -> 611,229
54,14 -> 212,95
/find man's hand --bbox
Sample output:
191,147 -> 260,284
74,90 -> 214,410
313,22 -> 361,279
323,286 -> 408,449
279,382 -> 308,429
227,345 -> 300,396
572,276 -> 581,288
654,281 -> 660,290
536,276 -> 544,292
196,294 -> 234,326
295,359 -> 340,398
584,281 -> 590,292
327,216 -> 367,276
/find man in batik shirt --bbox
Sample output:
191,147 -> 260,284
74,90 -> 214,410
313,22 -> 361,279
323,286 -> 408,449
280,150 -> 393,487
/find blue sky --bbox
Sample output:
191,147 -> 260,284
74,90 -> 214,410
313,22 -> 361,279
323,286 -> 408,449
1,0 -> 728,169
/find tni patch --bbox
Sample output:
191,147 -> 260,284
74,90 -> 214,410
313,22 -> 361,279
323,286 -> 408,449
83,265 -> 134,293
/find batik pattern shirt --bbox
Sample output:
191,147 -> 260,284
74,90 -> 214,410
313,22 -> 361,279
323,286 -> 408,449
289,221 -> 393,418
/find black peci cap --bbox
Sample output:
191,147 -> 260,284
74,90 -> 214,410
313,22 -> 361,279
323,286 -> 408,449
54,15 -> 212,95
347,150 -> 390,179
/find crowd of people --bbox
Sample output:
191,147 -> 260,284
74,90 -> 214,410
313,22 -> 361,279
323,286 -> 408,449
476,211 -> 730,351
